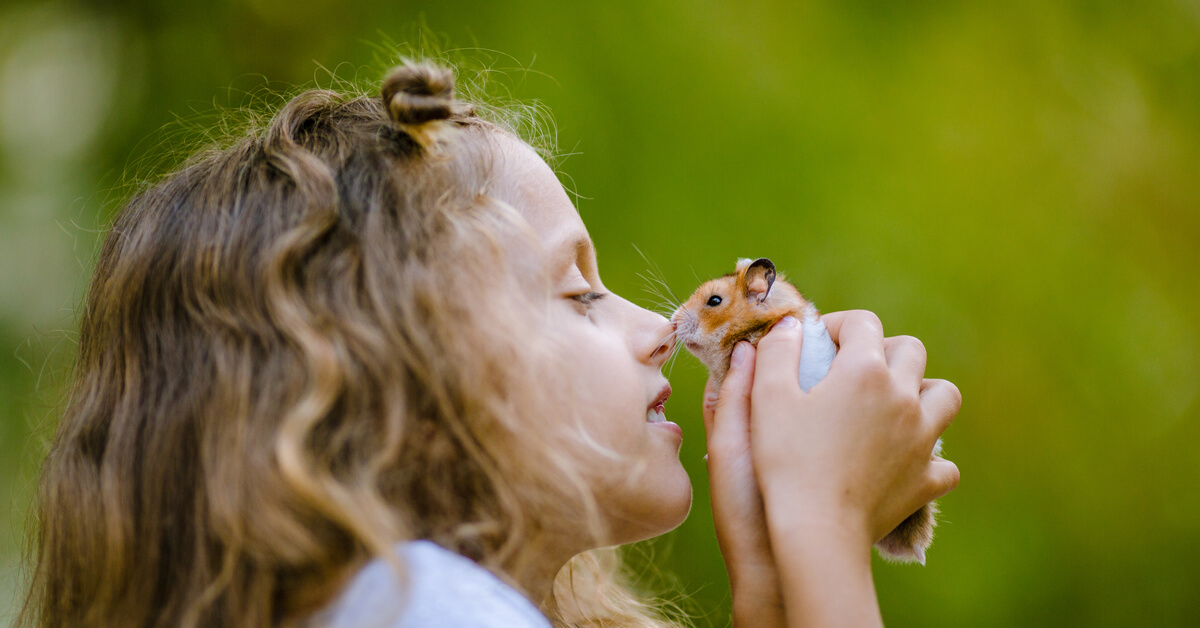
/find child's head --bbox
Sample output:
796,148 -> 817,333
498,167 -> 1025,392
486,128 -> 692,533
22,60 -> 689,627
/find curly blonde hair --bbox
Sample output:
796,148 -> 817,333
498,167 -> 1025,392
18,59 -> 685,628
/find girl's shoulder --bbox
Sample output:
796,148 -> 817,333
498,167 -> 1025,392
312,540 -> 552,628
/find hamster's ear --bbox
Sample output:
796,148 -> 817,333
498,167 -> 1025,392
744,258 -> 776,304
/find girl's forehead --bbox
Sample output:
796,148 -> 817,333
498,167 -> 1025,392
491,133 -> 589,253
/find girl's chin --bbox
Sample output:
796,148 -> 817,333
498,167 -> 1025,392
610,477 -> 693,544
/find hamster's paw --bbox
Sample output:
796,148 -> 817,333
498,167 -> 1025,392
875,501 -> 938,565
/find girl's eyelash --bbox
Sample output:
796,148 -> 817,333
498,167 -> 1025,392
569,291 -> 606,306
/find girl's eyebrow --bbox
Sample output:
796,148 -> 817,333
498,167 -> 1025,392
552,232 -> 596,278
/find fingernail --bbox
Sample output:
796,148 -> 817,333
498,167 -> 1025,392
731,342 -> 750,366
777,316 -> 799,330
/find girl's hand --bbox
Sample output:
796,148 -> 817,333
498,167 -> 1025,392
710,309 -> 955,628
703,341 -> 785,628
751,311 -> 960,546
746,310 -> 960,627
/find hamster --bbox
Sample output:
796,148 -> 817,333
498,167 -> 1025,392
671,257 -> 938,565
670,257 -> 836,391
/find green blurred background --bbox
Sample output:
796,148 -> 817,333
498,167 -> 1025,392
2,0 -> 1198,625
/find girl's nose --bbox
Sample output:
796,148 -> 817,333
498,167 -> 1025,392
642,318 -> 676,368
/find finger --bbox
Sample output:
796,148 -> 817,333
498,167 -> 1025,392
819,310 -> 850,346
920,378 -> 962,436
751,316 -> 804,405
884,335 -> 927,389
825,310 -> 886,371
820,309 -> 882,347
926,457 -> 960,501
710,342 -> 756,448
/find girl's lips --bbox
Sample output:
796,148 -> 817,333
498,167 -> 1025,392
650,420 -> 683,441
646,384 -> 681,439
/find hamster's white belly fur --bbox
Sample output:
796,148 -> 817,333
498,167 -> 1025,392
799,312 -> 836,392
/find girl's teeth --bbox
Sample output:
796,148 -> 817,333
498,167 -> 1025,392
646,408 -> 666,423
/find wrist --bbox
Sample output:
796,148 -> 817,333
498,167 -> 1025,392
731,572 -> 786,628
760,485 -> 874,552
755,480 -> 884,627
762,513 -> 883,628
767,516 -> 874,568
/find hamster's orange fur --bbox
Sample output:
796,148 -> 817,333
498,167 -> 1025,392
672,257 -> 818,387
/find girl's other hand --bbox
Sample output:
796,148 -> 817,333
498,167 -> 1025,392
703,341 -> 785,628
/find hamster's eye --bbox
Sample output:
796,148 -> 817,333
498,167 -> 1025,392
706,295 -> 722,307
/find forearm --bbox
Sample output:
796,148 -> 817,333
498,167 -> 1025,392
765,510 -> 883,628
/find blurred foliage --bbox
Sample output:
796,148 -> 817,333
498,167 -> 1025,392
2,0 -> 1199,625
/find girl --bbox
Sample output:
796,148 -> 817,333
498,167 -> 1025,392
19,60 -> 960,627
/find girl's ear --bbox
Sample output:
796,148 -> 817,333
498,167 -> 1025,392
744,258 -> 776,304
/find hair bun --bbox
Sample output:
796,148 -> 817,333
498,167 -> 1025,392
381,62 -> 460,127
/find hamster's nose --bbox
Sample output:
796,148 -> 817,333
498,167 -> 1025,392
670,310 -> 695,338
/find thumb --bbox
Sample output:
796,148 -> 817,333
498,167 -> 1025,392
751,316 -> 805,408
709,342 -> 756,448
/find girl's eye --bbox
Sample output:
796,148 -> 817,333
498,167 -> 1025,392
706,295 -> 722,307
569,291 -> 606,309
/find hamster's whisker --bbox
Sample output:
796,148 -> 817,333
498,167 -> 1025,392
665,343 -> 686,379
639,286 -> 680,314
657,329 -> 688,380
650,302 -> 679,318
638,278 -> 680,314
642,274 -> 680,307
642,273 -> 679,304
632,243 -> 682,305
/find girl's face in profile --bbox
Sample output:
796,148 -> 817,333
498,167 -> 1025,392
491,134 -> 692,544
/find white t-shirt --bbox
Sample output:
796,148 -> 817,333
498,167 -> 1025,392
312,540 -> 552,628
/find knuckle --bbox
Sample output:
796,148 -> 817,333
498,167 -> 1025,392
859,358 -> 891,387
925,460 -> 960,497
842,350 -> 879,376
940,463 -> 961,494
850,309 -> 883,331
899,335 -> 927,360
763,323 -> 801,346
896,389 -> 922,422
755,333 -> 779,355
945,381 -> 963,412
931,378 -> 963,416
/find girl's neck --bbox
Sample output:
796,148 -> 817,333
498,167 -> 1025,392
502,533 -> 587,615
